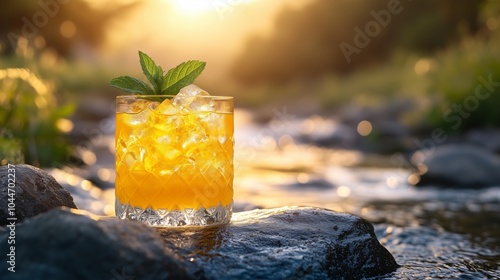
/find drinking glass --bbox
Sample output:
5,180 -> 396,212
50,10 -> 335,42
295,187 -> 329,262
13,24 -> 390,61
115,94 -> 233,226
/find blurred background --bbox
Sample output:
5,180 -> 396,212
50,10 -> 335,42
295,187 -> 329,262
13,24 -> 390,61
1,1 -> 500,277
1,0 -> 499,166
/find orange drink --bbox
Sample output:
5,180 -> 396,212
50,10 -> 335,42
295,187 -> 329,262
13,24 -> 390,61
115,91 -> 233,226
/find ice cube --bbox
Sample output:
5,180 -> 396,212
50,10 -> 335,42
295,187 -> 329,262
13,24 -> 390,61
129,99 -> 153,113
173,85 -> 215,112
179,114 -> 209,153
154,98 -> 178,115
123,145 -> 144,170
128,107 -> 152,126
177,84 -> 210,98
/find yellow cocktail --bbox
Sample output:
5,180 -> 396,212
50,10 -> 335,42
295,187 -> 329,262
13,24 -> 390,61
115,90 -> 233,226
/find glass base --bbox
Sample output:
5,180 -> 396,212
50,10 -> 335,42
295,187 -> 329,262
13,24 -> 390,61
115,199 -> 232,227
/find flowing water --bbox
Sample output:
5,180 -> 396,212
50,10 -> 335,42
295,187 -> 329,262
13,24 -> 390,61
233,146 -> 500,279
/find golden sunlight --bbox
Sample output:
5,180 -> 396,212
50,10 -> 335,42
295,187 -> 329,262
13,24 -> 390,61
101,0 -> 313,79
170,0 -> 214,14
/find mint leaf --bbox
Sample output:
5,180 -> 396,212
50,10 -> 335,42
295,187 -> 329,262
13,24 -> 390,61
138,51 -> 163,93
109,76 -> 155,95
161,60 -> 206,95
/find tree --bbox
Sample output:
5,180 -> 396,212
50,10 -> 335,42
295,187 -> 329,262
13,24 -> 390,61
0,0 -> 139,57
231,0 -> 484,85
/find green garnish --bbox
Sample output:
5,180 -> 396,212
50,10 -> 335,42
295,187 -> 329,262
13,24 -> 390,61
109,51 -> 206,96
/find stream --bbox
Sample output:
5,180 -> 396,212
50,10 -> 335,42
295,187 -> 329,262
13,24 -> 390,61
234,148 -> 500,279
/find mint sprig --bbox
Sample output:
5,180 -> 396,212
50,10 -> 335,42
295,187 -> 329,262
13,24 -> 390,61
109,51 -> 206,96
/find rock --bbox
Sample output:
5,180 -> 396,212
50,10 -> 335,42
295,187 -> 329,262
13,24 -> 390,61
0,164 -> 77,225
0,208 -> 190,279
298,116 -> 357,148
465,128 -> 500,153
158,206 -> 399,279
0,207 -> 398,279
232,201 -> 261,212
414,144 -> 500,187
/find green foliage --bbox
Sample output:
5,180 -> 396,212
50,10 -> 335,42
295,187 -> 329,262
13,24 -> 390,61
317,60 -> 413,110
231,0 -> 484,84
423,31 -> 500,131
0,43 -> 115,104
0,68 -> 74,167
479,0 -> 500,23
0,20 -> 118,167
0,133 -> 23,165
316,30 -> 500,133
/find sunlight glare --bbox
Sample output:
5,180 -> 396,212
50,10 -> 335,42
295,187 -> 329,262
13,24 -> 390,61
170,0 -> 214,14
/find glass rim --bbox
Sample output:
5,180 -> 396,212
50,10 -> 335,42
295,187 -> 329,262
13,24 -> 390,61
116,94 -> 233,100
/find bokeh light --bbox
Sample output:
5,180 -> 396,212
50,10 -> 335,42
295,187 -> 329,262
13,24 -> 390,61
60,20 -> 77,38
357,120 -> 373,136
56,118 -> 74,133
336,185 -> 351,198
414,58 -> 432,76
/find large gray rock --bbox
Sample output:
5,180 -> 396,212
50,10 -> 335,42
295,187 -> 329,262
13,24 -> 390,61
0,164 -> 77,225
0,208 -> 190,279
415,144 -> 500,188
159,206 -> 399,279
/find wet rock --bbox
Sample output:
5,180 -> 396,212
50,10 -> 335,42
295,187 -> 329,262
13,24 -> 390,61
0,164 -> 77,225
298,116 -> 357,148
233,201 -> 261,212
158,206 -> 399,279
465,128 -> 500,153
415,144 -> 500,187
0,208 -> 190,279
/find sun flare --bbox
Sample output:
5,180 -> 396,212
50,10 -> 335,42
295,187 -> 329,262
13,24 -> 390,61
170,0 -> 214,14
